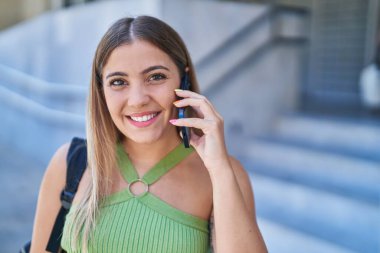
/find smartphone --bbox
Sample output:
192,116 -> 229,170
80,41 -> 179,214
178,72 -> 191,148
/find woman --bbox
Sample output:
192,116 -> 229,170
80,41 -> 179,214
30,16 -> 267,253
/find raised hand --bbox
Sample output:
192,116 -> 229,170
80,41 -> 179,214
170,89 -> 231,172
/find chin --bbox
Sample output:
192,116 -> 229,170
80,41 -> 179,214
122,123 -> 178,145
126,132 -> 162,145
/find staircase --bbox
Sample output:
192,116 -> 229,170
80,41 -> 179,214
0,0 -> 271,162
237,113 -> 380,253
0,1 -> 376,252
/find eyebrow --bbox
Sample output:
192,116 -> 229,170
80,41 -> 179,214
105,65 -> 170,80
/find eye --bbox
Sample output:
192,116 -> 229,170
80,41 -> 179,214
148,73 -> 167,82
109,78 -> 127,87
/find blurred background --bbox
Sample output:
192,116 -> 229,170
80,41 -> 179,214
0,0 -> 379,252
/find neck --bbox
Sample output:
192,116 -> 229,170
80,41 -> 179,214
122,131 -> 182,171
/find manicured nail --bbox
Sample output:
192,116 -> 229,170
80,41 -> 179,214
174,89 -> 182,92
169,119 -> 178,124
173,100 -> 180,106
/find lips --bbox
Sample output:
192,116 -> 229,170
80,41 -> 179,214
130,112 -> 158,122
126,111 -> 161,128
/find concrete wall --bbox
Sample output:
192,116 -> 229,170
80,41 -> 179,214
0,0 -> 51,30
0,0 -> 270,162
0,0 -> 309,162
211,42 -> 306,155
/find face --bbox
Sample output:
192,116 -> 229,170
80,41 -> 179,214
102,40 -> 181,144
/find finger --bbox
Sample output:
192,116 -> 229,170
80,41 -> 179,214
178,127 -> 201,148
175,100 -> 204,118
174,98 -> 216,120
189,128 -> 202,147
175,89 -> 214,110
169,118 -> 214,132
174,89 -> 204,99
175,89 -> 221,119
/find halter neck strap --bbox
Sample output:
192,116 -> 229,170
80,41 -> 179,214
117,143 -> 194,185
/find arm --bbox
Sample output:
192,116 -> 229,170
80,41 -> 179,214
172,89 -> 267,252
30,143 -> 70,253
209,209 -> 216,252
209,157 -> 267,253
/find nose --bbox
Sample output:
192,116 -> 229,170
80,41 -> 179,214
127,84 -> 150,108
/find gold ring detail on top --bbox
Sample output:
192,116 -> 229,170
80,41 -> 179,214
128,179 -> 150,197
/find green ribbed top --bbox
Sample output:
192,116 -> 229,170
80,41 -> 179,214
61,143 -> 210,253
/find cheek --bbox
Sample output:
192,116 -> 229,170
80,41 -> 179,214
104,89 -> 122,117
162,93 -> 177,114
103,90 -> 113,111
154,85 -> 177,107
167,96 -> 178,119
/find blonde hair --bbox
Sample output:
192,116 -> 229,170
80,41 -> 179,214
68,16 -> 200,252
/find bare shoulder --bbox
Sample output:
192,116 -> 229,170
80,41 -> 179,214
30,142 -> 71,253
43,143 -> 71,186
228,156 -> 246,175
228,155 -> 256,218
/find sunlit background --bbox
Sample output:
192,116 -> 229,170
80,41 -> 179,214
0,0 -> 379,252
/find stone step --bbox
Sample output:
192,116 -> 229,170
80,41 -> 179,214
258,218 -> 358,253
250,173 -> 380,253
240,138 -> 380,205
271,114 -> 380,161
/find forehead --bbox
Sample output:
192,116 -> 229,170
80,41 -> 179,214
103,40 -> 177,75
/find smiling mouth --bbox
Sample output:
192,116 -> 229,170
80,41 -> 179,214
127,112 -> 161,122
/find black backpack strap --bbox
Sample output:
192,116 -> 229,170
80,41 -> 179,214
61,137 -> 87,209
46,137 -> 87,253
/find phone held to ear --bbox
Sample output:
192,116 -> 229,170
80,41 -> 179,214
178,72 -> 191,148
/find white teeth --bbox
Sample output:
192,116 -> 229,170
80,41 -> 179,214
130,113 -> 158,122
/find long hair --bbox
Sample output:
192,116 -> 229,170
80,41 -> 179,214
68,15 -> 200,252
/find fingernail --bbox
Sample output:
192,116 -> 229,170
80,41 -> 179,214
173,100 -> 180,106
174,89 -> 182,92
169,119 -> 178,124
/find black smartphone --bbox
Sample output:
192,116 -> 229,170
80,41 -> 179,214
178,72 -> 191,148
